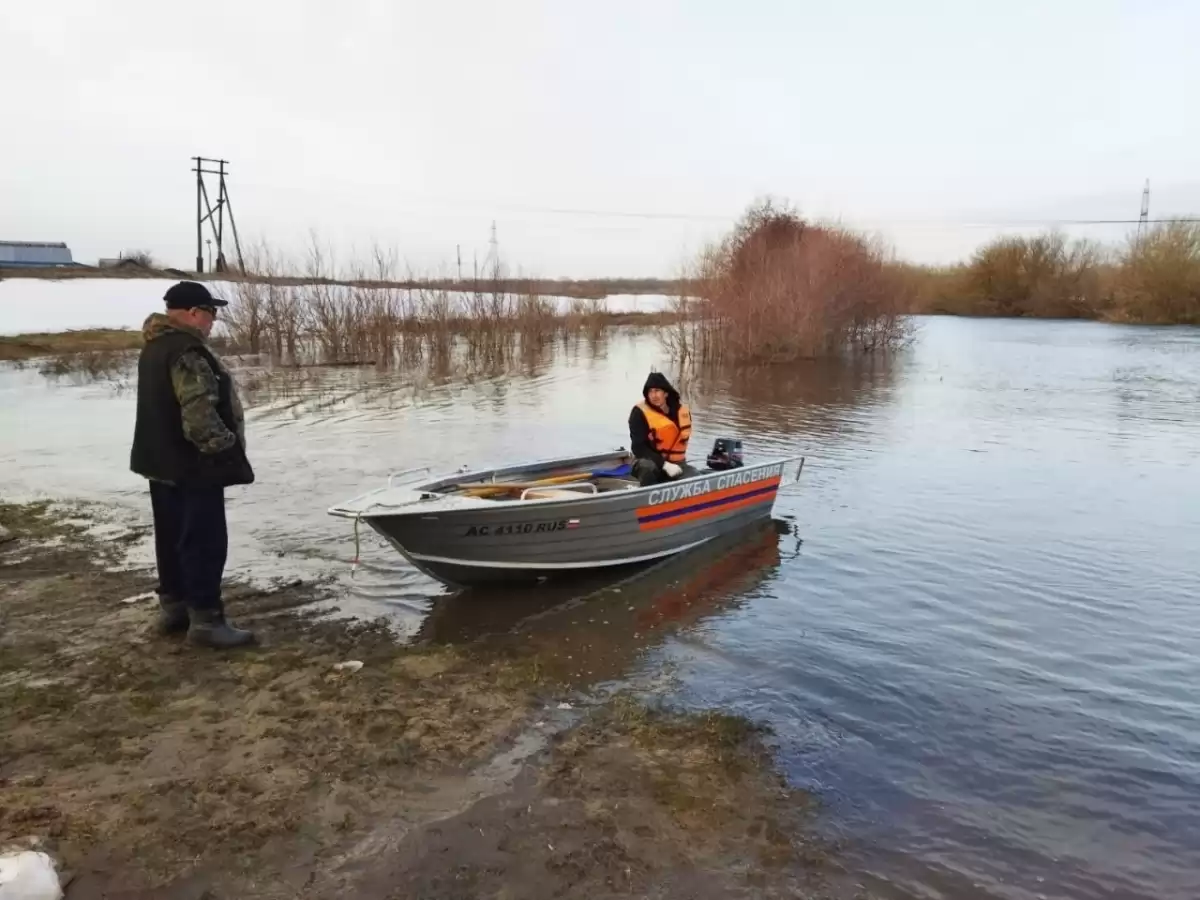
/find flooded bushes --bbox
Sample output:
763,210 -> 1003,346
219,240 -> 603,366
223,282 -> 573,365
914,222 -> 1200,324
665,201 -> 912,363
36,348 -> 131,380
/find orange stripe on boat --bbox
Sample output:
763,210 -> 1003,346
638,475 -> 781,517
636,476 -> 781,532
638,490 -> 779,532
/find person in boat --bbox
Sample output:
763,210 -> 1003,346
628,372 -> 693,486
130,281 -> 256,649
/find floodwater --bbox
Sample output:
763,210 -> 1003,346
2,316 -> 1199,900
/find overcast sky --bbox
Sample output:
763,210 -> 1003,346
2,1 -> 1197,276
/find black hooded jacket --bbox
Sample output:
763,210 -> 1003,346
629,372 -> 684,468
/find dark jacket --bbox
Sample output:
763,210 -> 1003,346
629,372 -> 683,469
130,314 -> 254,487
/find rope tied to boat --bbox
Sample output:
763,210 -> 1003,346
352,513 -> 361,575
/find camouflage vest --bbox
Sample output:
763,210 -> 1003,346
130,329 -> 254,487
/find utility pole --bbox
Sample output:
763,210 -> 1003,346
1138,179 -> 1150,236
195,156 -> 203,273
216,159 -> 226,271
191,156 -> 246,274
487,220 -> 500,280
457,244 -> 462,281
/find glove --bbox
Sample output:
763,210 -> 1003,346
662,462 -> 683,478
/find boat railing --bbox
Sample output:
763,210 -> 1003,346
387,466 -> 432,488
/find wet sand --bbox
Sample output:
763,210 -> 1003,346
0,501 -> 841,899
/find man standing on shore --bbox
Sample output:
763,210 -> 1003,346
130,281 -> 256,648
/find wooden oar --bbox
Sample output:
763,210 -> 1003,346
457,472 -> 595,498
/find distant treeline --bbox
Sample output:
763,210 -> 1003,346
0,261 -> 686,299
8,218 -> 1197,329
901,222 -> 1200,325
398,277 -> 687,299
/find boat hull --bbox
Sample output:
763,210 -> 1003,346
363,459 -> 789,587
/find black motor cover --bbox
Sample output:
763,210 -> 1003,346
706,437 -> 744,470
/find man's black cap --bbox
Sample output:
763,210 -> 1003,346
163,281 -> 228,310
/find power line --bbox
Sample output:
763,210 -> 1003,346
493,211 -> 1200,228
265,184 -> 1196,231
882,217 -> 1199,229
430,200 -> 1200,229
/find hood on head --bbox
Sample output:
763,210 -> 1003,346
642,371 -> 680,407
141,312 -> 204,344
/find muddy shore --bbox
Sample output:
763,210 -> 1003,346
0,501 -> 845,899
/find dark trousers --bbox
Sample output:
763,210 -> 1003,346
632,458 -> 699,487
149,481 -> 228,612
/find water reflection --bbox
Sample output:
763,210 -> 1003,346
230,333 -> 618,415
16,349 -> 136,387
419,519 -> 791,688
675,356 -> 899,444
18,330 -> 897,454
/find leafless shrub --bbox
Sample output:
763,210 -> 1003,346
38,348 -> 130,380
1111,222 -> 1200,324
669,199 -> 913,363
565,296 -> 608,338
957,232 -> 1109,319
218,235 -> 678,367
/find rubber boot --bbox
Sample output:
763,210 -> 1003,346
156,596 -> 190,636
186,608 -> 256,649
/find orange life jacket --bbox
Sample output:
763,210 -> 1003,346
637,402 -> 691,464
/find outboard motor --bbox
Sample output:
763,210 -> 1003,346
706,437 -> 744,470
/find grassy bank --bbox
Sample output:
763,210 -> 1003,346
0,264 -> 193,282
0,502 -> 835,898
0,329 -> 142,362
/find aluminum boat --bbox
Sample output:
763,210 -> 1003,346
329,448 -> 803,588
